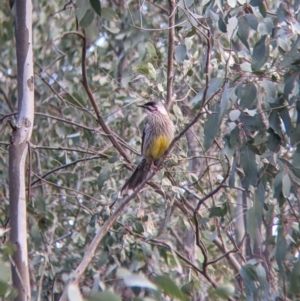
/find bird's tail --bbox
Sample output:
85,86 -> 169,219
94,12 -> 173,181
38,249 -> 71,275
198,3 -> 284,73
121,158 -> 151,196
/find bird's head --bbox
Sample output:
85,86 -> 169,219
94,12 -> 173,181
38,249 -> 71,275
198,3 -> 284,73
138,101 -> 168,116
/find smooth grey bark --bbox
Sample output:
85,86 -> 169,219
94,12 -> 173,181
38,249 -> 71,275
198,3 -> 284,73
9,0 -> 34,300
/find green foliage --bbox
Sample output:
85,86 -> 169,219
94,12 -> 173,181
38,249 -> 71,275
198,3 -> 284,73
1,0 -> 300,300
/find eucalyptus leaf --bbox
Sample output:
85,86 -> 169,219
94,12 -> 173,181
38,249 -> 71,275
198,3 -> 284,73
98,163 -> 112,190
257,18 -> 273,35
154,275 -> 188,301
282,173 -> 291,197
237,82 -> 257,109
174,44 -> 187,63
89,0 -> 101,16
88,291 -> 121,301
123,274 -> 157,290
237,16 -> 249,49
101,7 -> 120,21
79,9 -> 94,28
204,104 -> 220,150
290,259 -> 300,295
246,14 -> 258,31
227,16 -> 238,39
146,42 -> 157,58
251,35 -> 269,71
249,0 -> 262,6
241,143 -> 258,185
275,226 -> 287,272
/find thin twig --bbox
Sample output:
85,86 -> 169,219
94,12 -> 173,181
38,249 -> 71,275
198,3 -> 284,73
81,33 -> 131,164
165,0 -> 176,110
30,155 -> 105,187
118,222 -> 236,301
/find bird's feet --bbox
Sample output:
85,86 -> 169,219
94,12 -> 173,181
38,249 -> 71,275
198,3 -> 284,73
150,160 -> 158,173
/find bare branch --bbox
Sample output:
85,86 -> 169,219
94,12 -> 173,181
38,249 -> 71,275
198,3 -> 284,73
81,34 -> 131,164
165,0 -> 176,110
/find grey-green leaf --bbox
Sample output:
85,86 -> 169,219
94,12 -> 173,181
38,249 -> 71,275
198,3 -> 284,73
275,226 -> 287,272
237,16 -> 249,49
290,259 -> 300,295
250,0 -> 262,6
237,82 -> 257,109
98,163 -> 112,190
154,275 -> 188,301
246,14 -> 258,31
101,7 -> 119,21
89,0 -> 101,16
282,173 -> 291,197
146,42 -> 157,58
174,44 -> 187,63
204,104 -> 220,150
251,35 -> 269,71
241,143 -> 258,185
87,291 -> 121,301
257,18 -> 273,35
79,9 -> 94,28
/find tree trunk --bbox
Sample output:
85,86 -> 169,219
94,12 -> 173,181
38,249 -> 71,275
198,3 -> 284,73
9,0 -> 34,300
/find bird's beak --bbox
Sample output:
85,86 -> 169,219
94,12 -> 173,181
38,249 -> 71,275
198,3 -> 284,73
138,104 -> 146,109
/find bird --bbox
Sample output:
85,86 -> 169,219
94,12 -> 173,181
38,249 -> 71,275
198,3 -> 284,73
121,101 -> 175,196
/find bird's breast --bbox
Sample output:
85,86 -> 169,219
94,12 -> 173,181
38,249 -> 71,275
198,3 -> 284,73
145,135 -> 172,160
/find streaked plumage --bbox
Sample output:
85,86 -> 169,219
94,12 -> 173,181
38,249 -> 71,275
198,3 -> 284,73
121,102 -> 175,196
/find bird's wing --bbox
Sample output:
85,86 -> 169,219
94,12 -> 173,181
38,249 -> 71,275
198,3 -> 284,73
141,121 -> 148,156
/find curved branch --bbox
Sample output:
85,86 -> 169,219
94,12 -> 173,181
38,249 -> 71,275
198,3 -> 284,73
81,34 -> 131,164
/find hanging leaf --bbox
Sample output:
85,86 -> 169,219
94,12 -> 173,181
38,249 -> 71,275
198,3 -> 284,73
267,128 -> 281,152
275,226 -> 287,272
101,7 -> 120,21
174,44 -> 187,63
89,0 -> 101,16
249,0 -> 262,6
282,173 -> 291,197
269,110 -> 283,138
246,14 -> 258,31
241,143 -> 258,185
259,1 -> 267,17
237,16 -> 249,49
220,82 -> 229,119
123,274 -> 157,290
251,35 -> 269,71
204,104 -> 220,150
218,17 -> 227,33
79,9 -> 94,28
147,62 -> 157,80
237,82 -> 257,109
98,163 -> 112,190
227,16 -> 238,39
290,260 -> 300,295
146,42 -> 157,58
87,291 -> 121,301
256,264 -> 270,299
154,275 -> 188,301
257,18 -> 273,35
279,108 -> 292,137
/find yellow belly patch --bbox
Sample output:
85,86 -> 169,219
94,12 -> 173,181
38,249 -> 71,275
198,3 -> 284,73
145,135 -> 171,160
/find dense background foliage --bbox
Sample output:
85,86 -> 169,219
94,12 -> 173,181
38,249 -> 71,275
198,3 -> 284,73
1,0 -> 300,300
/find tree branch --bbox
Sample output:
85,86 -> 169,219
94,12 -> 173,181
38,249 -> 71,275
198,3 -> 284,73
81,34 -> 131,164
58,168 -> 160,301
165,0 -> 176,110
